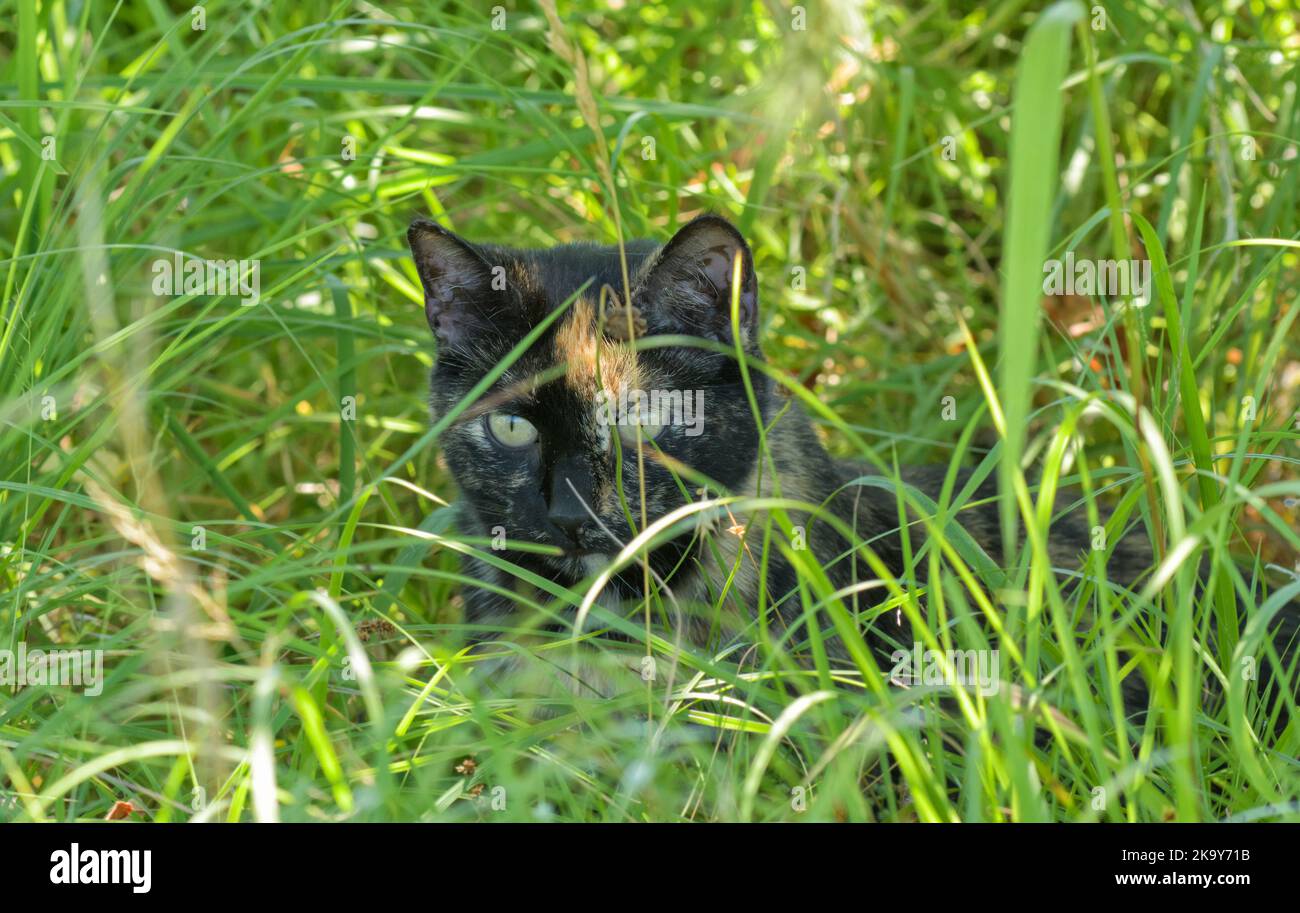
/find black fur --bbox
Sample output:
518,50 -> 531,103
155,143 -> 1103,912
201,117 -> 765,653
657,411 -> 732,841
408,214 -> 1298,731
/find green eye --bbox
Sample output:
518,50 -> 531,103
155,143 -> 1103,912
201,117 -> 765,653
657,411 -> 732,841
486,412 -> 539,448
618,413 -> 667,445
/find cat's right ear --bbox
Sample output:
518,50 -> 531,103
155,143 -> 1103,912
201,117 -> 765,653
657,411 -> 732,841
630,214 -> 759,348
407,219 -> 497,347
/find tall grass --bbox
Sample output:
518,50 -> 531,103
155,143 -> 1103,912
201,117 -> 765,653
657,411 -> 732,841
1,0 -> 1298,822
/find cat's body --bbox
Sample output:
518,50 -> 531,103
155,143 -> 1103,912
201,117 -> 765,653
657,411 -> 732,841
408,213 -> 1296,724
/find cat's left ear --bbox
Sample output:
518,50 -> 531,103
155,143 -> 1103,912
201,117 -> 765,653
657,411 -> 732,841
632,214 -> 758,346
407,219 -> 500,348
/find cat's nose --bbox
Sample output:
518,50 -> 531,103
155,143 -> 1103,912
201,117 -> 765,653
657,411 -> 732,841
549,506 -> 586,545
548,456 -> 594,546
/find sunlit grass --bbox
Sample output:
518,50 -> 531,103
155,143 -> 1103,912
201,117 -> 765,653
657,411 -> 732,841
1,0 -> 1298,823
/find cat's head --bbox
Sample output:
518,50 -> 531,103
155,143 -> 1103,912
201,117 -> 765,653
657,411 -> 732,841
407,214 -> 771,594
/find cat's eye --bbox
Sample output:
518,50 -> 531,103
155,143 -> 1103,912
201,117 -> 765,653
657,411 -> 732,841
485,412 -> 539,448
618,414 -> 667,445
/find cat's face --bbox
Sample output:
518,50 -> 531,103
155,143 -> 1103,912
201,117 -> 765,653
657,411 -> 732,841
408,215 -> 770,592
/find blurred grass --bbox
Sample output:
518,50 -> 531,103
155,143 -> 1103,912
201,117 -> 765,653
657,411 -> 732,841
1,0 -> 1298,822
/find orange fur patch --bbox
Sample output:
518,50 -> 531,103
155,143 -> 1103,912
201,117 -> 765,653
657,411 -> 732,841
554,297 -> 640,397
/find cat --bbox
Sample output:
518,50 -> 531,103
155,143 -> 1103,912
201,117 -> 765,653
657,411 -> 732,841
407,213 -> 1298,725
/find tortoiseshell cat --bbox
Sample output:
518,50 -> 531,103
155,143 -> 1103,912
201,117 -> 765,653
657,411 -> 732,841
407,213 -> 1297,722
